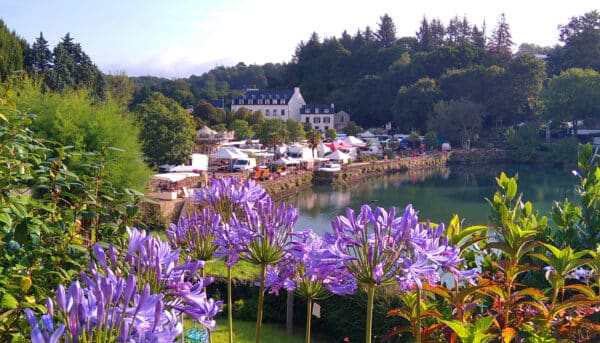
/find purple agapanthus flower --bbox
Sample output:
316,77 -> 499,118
264,230 -> 357,297
241,198 -> 297,266
166,207 -> 221,261
194,177 -> 269,220
315,204 -> 471,292
27,227 -> 224,342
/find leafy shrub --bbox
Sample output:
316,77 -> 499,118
505,124 -> 541,162
548,136 -> 577,165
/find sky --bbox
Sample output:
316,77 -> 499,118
2,0 -> 598,78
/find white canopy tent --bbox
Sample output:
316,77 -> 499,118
152,172 -> 199,183
324,150 -> 351,164
342,135 -> 366,147
273,157 -> 300,165
210,147 -> 248,160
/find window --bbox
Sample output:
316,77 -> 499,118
325,126 -> 329,130
273,99 -> 278,105
324,109 -> 329,113
315,108 -> 319,114
315,126 -> 320,130
266,99 -> 270,104
266,109 -> 270,116
305,117 -> 310,123
248,100 -> 253,105
281,109 -> 285,116
323,117 -> 331,123
239,99 -> 244,105
273,109 -> 278,115
314,117 -> 321,124
258,99 -> 263,104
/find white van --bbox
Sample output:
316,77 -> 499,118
232,158 -> 257,171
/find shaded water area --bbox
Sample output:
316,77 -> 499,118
288,164 -> 577,235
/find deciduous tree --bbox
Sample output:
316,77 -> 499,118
429,99 -> 484,149
135,92 -> 197,166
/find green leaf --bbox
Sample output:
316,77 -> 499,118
440,319 -> 471,338
1,293 -> 18,309
506,178 -> 517,200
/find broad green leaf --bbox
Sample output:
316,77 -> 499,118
1,293 -> 18,309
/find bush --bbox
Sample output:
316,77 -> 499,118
505,124 -> 541,162
548,136 -> 577,165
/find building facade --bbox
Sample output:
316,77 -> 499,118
300,105 -> 351,132
231,88 -> 306,122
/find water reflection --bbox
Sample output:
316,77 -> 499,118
288,164 -> 577,235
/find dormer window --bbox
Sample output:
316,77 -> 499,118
273,99 -> 278,105
248,100 -> 253,105
324,109 -> 329,113
266,99 -> 270,105
258,100 -> 263,104
315,108 -> 319,114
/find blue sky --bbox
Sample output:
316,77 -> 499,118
3,0 -> 598,78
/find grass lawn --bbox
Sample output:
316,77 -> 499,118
185,318 -> 332,343
204,260 -> 258,280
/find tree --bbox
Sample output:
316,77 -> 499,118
376,14 -> 397,48
229,119 -> 254,140
193,100 -> 225,125
393,77 -> 440,133
44,33 -> 105,97
487,13 -> 513,62
555,11 -> 600,72
305,129 -> 322,158
135,92 -> 197,166
286,119 -> 306,143
541,68 -> 600,136
0,19 -> 24,80
16,83 -> 151,190
429,99 -> 484,149
28,32 -> 52,74
343,121 -> 363,136
325,128 -> 337,142
104,72 -> 134,106
255,119 -> 289,149
558,10 -> 600,44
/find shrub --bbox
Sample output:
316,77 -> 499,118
548,136 -> 577,165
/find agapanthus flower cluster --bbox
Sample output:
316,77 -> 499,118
265,229 -> 357,297
26,227 -> 223,342
166,208 -> 221,261
95,227 -> 222,329
316,204 -> 474,291
194,177 -> 269,220
27,273 -> 183,342
241,197 -> 298,266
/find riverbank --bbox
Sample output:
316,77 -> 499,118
263,152 -> 450,201
151,150 -> 467,218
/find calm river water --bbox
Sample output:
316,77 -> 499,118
287,164 -> 577,235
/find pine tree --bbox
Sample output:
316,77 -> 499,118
488,13 -> 513,60
376,13 -> 397,48
30,32 -> 52,74
416,17 -> 432,51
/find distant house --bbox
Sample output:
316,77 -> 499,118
300,104 -> 351,132
231,88 -> 306,121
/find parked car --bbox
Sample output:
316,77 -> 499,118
319,163 -> 342,172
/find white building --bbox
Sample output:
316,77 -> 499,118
300,104 -> 351,132
231,88 -> 306,122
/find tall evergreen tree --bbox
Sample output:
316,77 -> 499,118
45,33 -> 105,97
487,13 -> 513,61
0,19 -> 24,80
376,13 -> 397,48
363,26 -> 375,43
416,17 -> 433,51
29,32 -> 52,74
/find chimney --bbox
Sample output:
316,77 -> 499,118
294,87 -> 300,94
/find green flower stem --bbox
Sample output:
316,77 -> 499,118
416,287 -> 422,343
228,266 -> 233,343
305,298 -> 312,343
255,264 -> 267,343
366,283 -> 375,343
